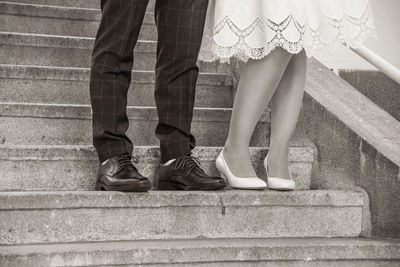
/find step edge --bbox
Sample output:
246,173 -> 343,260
0,63 -> 232,85
1,238 -> 399,261
0,102 -> 267,122
0,1 -> 153,21
0,190 -> 364,210
0,145 -> 315,163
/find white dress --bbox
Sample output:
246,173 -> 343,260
199,0 -> 376,62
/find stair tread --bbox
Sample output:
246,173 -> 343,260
0,31 -> 155,49
0,1 -> 156,39
0,102 -> 267,121
0,1 -> 152,24
0,145 -> 315,191
0,31 -> 231,74
0,63 -> 231,83
0,144 -> 315,162
1,238 -> 399,263
0,1 -> 106,18
0,190 -> 364,210
0,101 -> 269,147
3,0 -> 102,9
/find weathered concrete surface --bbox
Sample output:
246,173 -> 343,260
0,2 -> 156,39
134,262 -> 400,267
1,238 -> 399,266
295,59 -> 400,238
0,190 -> 363,244
0,32 -> 230,73
0,190 -> 361,210
0,102 -> 269,147
0,64 -> 233,107
3,0 -> 103,9
0,145 -> 314,191
339,70 -> 400,121
4,0 -> 156,10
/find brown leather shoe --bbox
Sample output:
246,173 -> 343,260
156,155 -> 226,190
95,154 -> 151,192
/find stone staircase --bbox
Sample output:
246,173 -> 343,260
0,1 -> 399,266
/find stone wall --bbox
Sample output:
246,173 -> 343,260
339,70 -> 400,121
296,60 -> 400,238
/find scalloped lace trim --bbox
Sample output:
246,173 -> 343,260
199,3 -> 376,63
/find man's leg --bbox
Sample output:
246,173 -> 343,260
90,0 -> 151,192
154,0 -> 209,163
154,0 -> 226,191
90,0 -> 149,163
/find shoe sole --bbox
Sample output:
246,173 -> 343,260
219,172 -> 267,191
230,186 -> 267,190
95,181 -> 151,192
157,181 -> 226,191
267,187 -> 295,191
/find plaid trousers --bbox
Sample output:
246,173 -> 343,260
90,0 -> 209,163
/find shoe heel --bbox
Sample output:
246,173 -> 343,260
95,182 -> 103,191
157,181 -> 178,190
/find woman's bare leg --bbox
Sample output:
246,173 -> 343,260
223,48 -> 293,177
267,50 -> 307,179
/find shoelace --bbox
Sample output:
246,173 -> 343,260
174,155 -> 203,176
116,154 -> 139,173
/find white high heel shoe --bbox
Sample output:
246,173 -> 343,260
216,150 -> 267,190
264,153 -> 295,191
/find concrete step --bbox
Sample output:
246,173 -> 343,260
3,0 -> 101,9
0,190 -> 364,244
0,1 -> 156,39
0,64 -> 233,108
0,102 -> 268,147
0,145 -> 314,191
0,32 -> 231,73
2,238 -> 399,266
5,0 -> 155,10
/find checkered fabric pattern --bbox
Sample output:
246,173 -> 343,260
90,0 -> 209,163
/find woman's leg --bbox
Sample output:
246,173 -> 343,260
267,50 -> 307,179
224,48 -> 293,177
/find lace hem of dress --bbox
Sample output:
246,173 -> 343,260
199,4 -> 376,63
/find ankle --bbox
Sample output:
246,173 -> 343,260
223,144 -> 249,158
266,152 -> 289,168
267,147 -> 288,160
